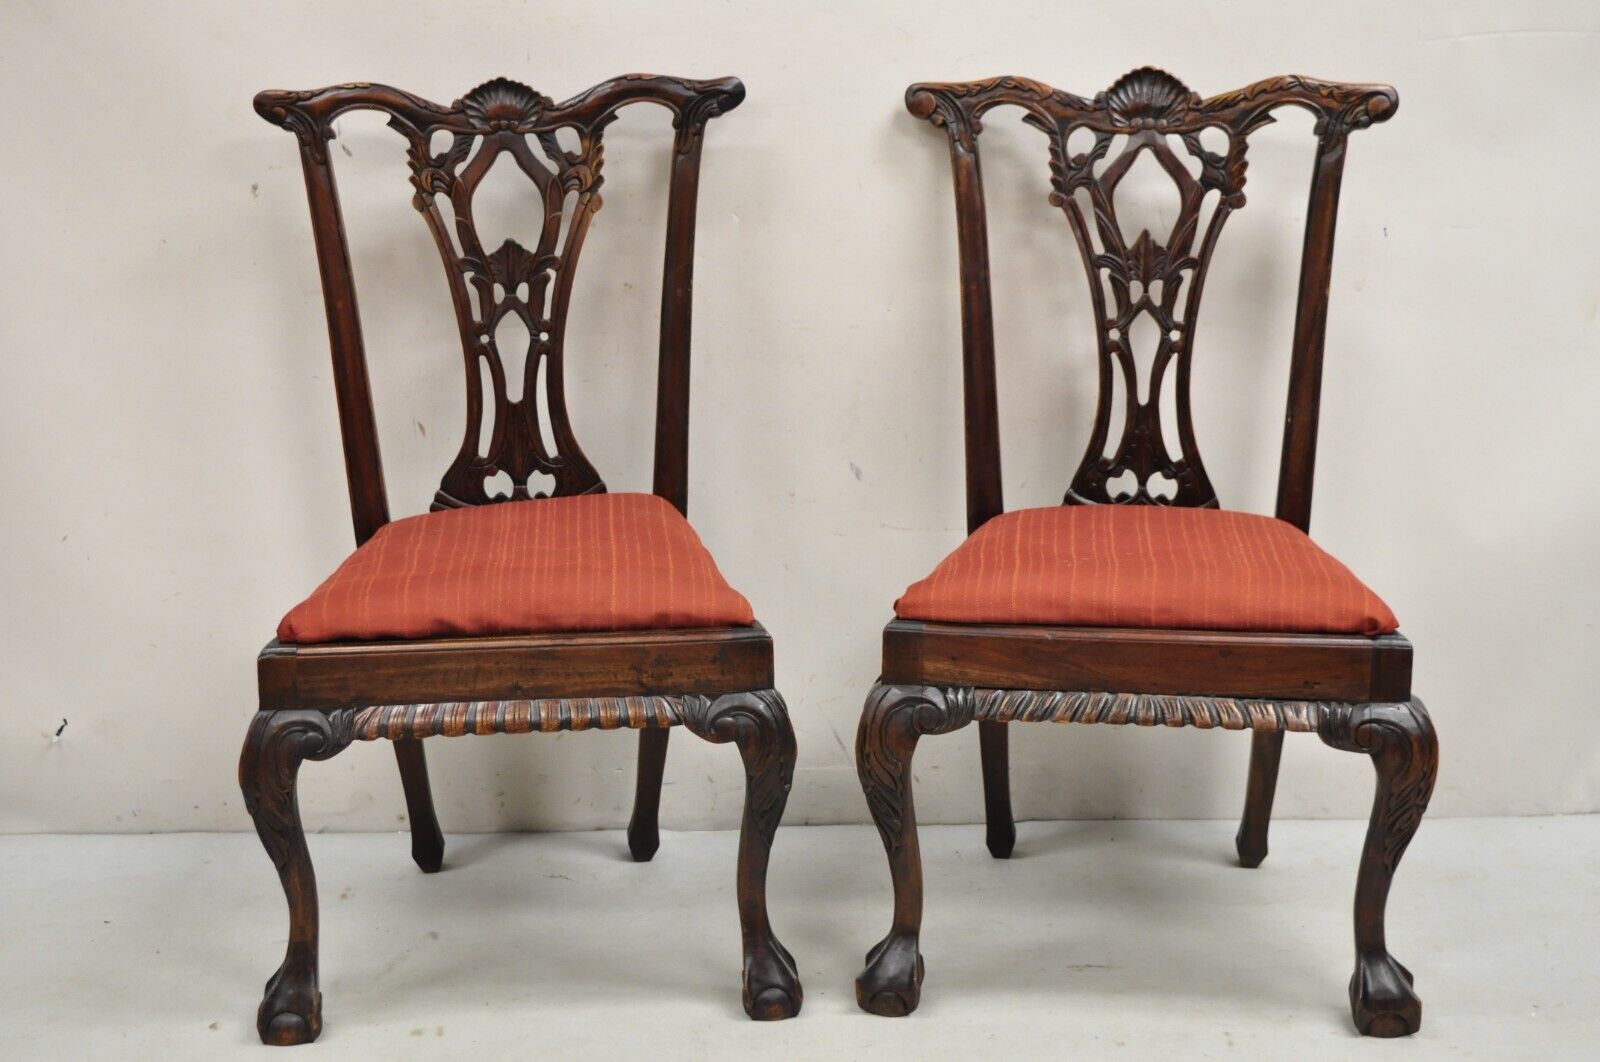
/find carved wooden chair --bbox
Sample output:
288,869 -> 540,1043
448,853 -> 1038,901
243,75 -> 801,1045
856,69 -> 1437,1037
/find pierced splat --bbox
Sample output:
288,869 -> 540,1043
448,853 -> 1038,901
404,79 -> 607,506
1039,75 -> 1245,506
905,68 -> 1397,517
255,75 -> 745,530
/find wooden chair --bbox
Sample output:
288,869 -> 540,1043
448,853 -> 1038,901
243,75 -> 801,1045
856,68 -> 1437,1037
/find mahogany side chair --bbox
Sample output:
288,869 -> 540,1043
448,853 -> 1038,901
855,68 -> 1437,1037
243,75 -> 801,1045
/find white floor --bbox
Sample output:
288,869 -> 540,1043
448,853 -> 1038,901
1,818 -> 1595,1059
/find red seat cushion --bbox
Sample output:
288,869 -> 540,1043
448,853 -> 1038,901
895,505 -> 1398,635
278,493 -> 754,643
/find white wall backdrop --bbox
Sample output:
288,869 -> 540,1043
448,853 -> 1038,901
3,0 -> 1598,833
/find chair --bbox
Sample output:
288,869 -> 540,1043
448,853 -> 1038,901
243,75 -> 801,1045
856,68 -> 1436,1037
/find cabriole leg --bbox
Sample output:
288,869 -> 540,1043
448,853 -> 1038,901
855,683 -> 973,1016
239,709 -> 355,1046
1318,698 -> 1439,1037
682,691 -> 802,1020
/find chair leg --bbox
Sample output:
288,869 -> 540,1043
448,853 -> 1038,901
239,709 -> 355,1046
855,683 -> 973,1016
1318,698 -> 1438,1037
627,728 -> 670,862
681,691 -> 803,1020
977,720 -> 1016,858
1235,730 -> 1284,868
392,737 -> 445,873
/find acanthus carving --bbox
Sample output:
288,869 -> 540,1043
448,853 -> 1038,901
239,709 -> 356,871
904,68 -> 1397,508
1203,74 -> 1399,141
906,76 -> 1055,154
1318,699 -> 1438,874
856,684 -> 974,853
680,690 -> 796,851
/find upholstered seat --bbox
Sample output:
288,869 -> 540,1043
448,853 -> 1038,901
894,505 -> 1397,635
279,492 -> 754,643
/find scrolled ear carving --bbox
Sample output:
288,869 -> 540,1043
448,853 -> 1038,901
255,89 -> 338,162
673,78 -> 746,153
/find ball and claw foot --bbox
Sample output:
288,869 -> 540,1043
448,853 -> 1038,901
744,938 -> 803,1020
1319,698 -> 1436,1037
1351,952 -> 1421,1037
855,933 -> 924,1016
257,947 -> 320,1045
679,691 -> 802,1021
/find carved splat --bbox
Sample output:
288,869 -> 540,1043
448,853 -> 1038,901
906,69 -> 1397,512
255,75 -> 745,522
404,79 -> 604,505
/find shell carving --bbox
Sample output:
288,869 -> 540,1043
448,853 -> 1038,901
1101,67 -> 1198,129
461,78 -> 549,131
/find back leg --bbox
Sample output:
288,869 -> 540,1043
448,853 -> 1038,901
628,727 -> 670,861
1235,730 -> 1284,868
978,721 -> 1015,858
393,737 -> 444,873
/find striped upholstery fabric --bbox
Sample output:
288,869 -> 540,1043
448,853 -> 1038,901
278,493 -> 754,643
895,505 -> 1398,635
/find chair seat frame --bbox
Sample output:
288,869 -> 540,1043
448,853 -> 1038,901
856,69 -> 1438,1038
243,75 -> 801,1046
